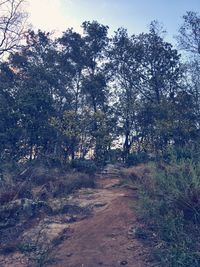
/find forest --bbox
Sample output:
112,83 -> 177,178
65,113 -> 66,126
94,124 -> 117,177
1,7 -> 200,165
1,0 -> 200,267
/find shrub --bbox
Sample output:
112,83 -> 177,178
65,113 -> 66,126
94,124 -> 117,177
53,172 -> 95,197
71,159 -> 98,174
161,145 -> 200,164
126,152 -> 149,166
120,164 -> 152,183
137,160 -> 200,267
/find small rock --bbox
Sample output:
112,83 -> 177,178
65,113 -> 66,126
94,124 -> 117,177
120,260 -> 128,265
67,253 -> 73,257
107,233 -> 116,238
127,245 -> 134,250
94,202 -> 107,208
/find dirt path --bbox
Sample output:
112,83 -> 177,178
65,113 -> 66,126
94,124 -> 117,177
51,177 -> 150,267
0,174 -> 151,267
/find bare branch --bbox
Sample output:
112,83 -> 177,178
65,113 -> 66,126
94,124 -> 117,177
0,0 -> 27,58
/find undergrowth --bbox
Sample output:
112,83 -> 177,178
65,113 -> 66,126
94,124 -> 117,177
137,159 -> 200,267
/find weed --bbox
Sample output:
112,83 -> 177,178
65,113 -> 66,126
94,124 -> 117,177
137,160 -> 200,267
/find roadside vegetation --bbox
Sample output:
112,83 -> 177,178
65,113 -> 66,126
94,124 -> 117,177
124,150 -> 200,267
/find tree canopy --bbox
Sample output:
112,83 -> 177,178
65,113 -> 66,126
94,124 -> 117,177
1,7 -> 200,165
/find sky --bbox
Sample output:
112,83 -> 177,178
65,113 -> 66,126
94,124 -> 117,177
27,0 -> 200,43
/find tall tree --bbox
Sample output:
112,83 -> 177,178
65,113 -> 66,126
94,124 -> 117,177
81,21 -> 111,162
109,28 -> 142,159
10,30 -> 58,160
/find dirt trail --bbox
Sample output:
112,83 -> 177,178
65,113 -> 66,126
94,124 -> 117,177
0,173 -> 151,267
52,176 -> 150,267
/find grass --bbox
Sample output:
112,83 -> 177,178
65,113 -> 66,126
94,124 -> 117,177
0,161 -> 96,205
134,160 -> 200,267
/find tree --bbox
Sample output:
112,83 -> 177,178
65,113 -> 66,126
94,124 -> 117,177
109,28 -> 142,160
58,28 -> 86,113
81,21 -> 109,113
110,25 -> 182,157
177,12 -> 200,142
177,11 -> 200,54
10,30 -> 58,160
0,62 -> 18,160
138,29 -> 181,104
0,0 -> 27,57
1,17 -> 198,165
81,21 -> 112,162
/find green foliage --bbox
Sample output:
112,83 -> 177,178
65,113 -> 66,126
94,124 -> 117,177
126,152 -> 149,166
0,16 -> 199,165
71,159 -> 98,174
0,14 -> 200,172
138,160 -> 200,266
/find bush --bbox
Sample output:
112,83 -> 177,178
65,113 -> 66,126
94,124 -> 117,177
126,152 -> 149,166
120,164 -> 151,183
71,159 -> 98,174
137,160 -> 200,267
53,172 -> 95,197
161,145 -> 200,164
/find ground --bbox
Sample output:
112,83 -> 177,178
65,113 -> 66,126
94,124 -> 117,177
50,176 -> 151,267
0,170 -> 152,267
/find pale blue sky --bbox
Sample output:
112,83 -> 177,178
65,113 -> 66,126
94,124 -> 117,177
29,0 -> 200,42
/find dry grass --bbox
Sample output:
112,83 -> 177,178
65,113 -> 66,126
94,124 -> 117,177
0,163 -> 96,206
120,164 -> 154,185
